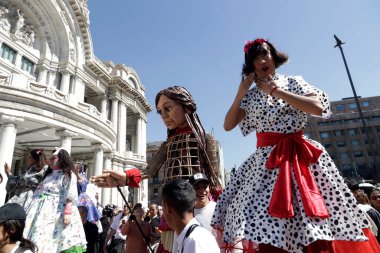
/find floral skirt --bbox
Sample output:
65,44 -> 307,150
24,193 -> 87,253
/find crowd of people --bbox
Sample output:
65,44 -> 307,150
1,38 -> 380,253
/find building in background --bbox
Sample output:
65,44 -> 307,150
0,0 -> 152,207
304,96 -> 380,181
146,133 -> 225,204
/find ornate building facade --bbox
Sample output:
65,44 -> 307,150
0,0 -> 152,207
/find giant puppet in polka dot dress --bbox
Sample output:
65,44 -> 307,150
211,74 -> 373,253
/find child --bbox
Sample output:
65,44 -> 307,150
23,148 -> 87,253
0,203 -> 37,253
5,148 -> 48,209
74,162 -> 100,223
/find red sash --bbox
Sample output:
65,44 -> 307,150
256,131 -> 330,219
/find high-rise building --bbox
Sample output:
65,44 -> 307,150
0,0 -> 152,206
146,133 -> 225,204
304,96 -> 380,180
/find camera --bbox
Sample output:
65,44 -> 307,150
103,204 -> 116,218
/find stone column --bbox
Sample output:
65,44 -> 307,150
135,116 -> 147,158
56,129 -> 78,154
60,71 -> 71,95
111,99 -> 119,133
101,154 -> 112,206
92,143 -> 104,177
75,79 -> 85,103
37,67 -> 48,84
48,70 -> 56,86
118,102 -> 127,154
110,165 -> 120,205
87,162 -> 94,178
14,54 -> 22,68
0,115 -> 24,205
111,188 -> 118,206
100,95 -> 107,121
136,116 -> 142,156
92,143 -> 104,204
141,118 -> 147,159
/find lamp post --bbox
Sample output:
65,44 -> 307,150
334,34 -> 377,179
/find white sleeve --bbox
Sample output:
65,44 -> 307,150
65,171 -> 78,204
97,219 -> 103,234
110,212 -> 123,230
290,75 -> 331,119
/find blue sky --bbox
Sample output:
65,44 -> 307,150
88,1 -> 380,171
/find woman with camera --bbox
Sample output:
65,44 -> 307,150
121,203 -> 152,253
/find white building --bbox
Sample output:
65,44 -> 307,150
0,0 -> 151,207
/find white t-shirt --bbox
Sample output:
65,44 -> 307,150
174,218 -> 219,253
194,201 -> 216,233
110,212 -> 128,240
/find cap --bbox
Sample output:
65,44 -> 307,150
0,203 -> 26,223
189,173 -> 210,186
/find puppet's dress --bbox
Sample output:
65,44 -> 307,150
211,74 -> 379,253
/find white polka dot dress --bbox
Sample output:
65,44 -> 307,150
211,74 -> 370,253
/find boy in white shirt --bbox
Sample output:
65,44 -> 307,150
162,179 -> 219,253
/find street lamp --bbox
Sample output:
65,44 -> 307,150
334,34 -> 377,179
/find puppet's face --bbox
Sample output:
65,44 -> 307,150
156,95 -> 188,130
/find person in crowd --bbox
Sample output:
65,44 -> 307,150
189,173 -> 216,233
158,206 -> 163,218
370,188 -> 380,213
211,38 -> 380,252
94,192 -> 104,215
103,205 -> 130,253
0,203 -> 37,253
146,203 -> 161,247
78,206 -> 100,253
23,148 -> 87,253
350,184 -> 380,243
121,203 -> 152,253
143,208 -> 150,222
5,148 -> 48,209
75,162 -> 101,224
92,86 -> 222,253
99,209 -> 111,253
162,179 -> 219,253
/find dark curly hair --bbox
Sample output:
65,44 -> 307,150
43,149 -> 74,180
29,148 -> 48,169
242,40 -> 288,80
2,219 -> 37,252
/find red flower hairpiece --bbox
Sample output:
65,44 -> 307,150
244,38 -> 267,54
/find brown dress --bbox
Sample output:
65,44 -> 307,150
121,221 -> 152,253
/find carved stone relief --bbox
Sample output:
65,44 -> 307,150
0,3 -> 36,47
80,0 -> 89,26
